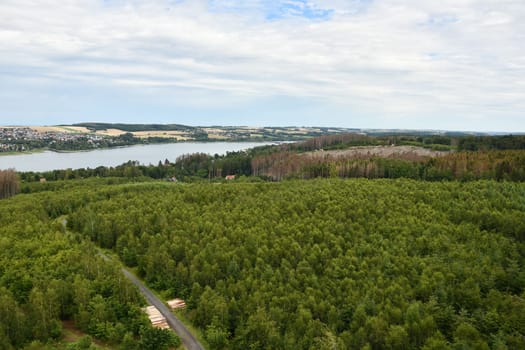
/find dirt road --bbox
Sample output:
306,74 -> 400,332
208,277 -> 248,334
98,251 -> 205,350
120,269 -> 205,350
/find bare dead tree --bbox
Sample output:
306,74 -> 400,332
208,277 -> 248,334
0,169 -> 20,199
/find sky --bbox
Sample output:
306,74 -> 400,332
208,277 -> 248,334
0,0 -> 524,132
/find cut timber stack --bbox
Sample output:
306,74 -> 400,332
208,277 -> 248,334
167,298 -> 186,310
143,305 -> 169,329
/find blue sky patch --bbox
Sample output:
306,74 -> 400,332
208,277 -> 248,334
208,0 -> 334,21
265,0 -> 334,21
424,14 -> 459,28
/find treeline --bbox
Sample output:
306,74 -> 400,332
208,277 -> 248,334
174,152 -> 252,179
20,161 -> 163,183
280,133 -> 455,152
284,133 -> 384,152
0,169 -> 19,199
286,133 -> 525,153
251,150 -> 525,181
19,150 -> 257,183
20,149 -> 525,184
0,187 -> 180,349
73,122 -> 192,132
458,135 -> 525,151
16,134 -> 525,183
62,179 -> 525,349
249,134 -> 525,181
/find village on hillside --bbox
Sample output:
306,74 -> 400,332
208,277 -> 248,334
0,124 -> 359,153
0,127 -> 107,152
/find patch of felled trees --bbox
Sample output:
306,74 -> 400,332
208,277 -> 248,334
0,169 -> 19,199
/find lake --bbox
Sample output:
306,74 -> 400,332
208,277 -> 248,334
0,142 -> 276,172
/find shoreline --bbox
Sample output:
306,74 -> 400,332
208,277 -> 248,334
0,141 -> 280,172
0,139 -> 288,157
0,148 -> 46,157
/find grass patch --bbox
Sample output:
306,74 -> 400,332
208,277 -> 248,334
58,320 -> 113,349
0,149 -> 46,156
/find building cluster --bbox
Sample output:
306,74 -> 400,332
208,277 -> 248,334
0,127 -> 104,142
0,127 -> 106,151
0,128 -> 33,151
1,127 -> 40,140
0,143 -> 23,151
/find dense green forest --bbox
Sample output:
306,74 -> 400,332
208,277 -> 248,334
0,182 -> 180,350
457,135 -> 525,151
4,178 -> 523,349
3,133 -> 525,349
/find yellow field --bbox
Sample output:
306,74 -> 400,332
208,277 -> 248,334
29,126 -> 91,133
94,128 -> 127,136
206,133 -> 228,139
132,130 -> 190,140
202,128 -> 225,134
1,124 -> 336,141
1,125 -> 192,140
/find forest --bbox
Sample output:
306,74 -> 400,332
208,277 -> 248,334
0,178 -> 180,349
2,133 -> 525,349
2,176 -> 524,349
18,134 -> 525,183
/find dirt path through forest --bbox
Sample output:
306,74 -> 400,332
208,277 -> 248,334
98,251 -> 205,350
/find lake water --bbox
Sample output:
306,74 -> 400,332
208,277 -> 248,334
0,142 -> 275,172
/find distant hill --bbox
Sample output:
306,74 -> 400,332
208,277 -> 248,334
72,122 -> 193,132
3,123 -> 522,155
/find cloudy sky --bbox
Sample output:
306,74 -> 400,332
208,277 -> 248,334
0,0 -> 523,131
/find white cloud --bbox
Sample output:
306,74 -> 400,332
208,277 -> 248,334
0,0 -> 524,130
